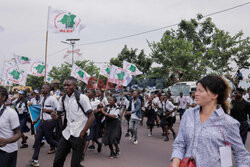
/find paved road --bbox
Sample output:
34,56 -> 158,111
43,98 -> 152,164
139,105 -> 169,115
17,118 -> 250,167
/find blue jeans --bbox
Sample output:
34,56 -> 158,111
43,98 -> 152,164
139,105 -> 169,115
179,109 -> 186,120
129,119 -> 140,141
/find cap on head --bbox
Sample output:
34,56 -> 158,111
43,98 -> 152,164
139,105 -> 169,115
18,90 -> 25,95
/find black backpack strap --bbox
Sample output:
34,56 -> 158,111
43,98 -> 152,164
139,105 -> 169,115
74,90 -> 87,116
62,94 -> 66,112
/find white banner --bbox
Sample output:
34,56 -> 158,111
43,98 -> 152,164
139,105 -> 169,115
123,61 -> 142,75
99,64 -> 110,78
71,64 -> 90,84
28,60 -> 52,77
2,61 -> 27,86
108,65 -> 132,86
47,6 -> 85,33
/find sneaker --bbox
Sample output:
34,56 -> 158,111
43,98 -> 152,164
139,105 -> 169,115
133,140 -> 138,145
164,137 -> 169,142
20,143 -> 28,148
173,132 -> 176,139
116,149 -> 120,156
88,145 -> 95,150
109,152 -> 116,159
31,160 -> 39,167
148,133 -> 152,137
125,132 -> 130,137
97,143 -> 103,153
48,148 -> 55,154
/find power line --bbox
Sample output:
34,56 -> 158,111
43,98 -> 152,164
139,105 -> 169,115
49,2 -> 250,55
79,2 -> 250,46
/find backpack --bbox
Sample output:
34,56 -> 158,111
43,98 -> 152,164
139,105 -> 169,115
61,90 -> 86,129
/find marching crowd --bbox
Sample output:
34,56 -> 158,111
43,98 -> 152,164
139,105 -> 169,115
0,75 -> 249,167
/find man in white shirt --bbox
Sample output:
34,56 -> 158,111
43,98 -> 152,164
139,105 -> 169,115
53,77 -> 95,167
177,92 -> 187,120
30,84 -> 59,167
0,86 -> 21,167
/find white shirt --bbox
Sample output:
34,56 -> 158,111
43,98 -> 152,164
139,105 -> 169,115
40,95 -> 59,121
106,106 -> 120,119
30,97 -> 41,105
90,98 -> 100,110
131,100 -> 141,121
165,100 -> 176,117
58,93 -> 92,140
97,96 -> 108,106
243,93 -> 250,102
0,105 -> 20,153
177,96 -> 187,109
12,99 -> 28,114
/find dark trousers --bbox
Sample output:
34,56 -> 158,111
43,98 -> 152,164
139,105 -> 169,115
240,121 -> 248,145
32,120 -> 58,160
53,135 -> 87,167
179,109 -> 186,120
0,150 -> 17,167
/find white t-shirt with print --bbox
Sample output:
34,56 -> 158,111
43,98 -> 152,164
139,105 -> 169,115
0,106 -> 20,153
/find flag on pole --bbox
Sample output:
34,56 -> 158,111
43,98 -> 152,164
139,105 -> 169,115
46,75 -> 53,83
0,26 -> 4,32
71,64 -> 90,84
28,105 -> 41,134
2,61 -> 27,86
108,65 -> 132,86
14,54 -> 31,65
99,65 -> 111,78
47,6 -> 85,33
28,60 -> 52,77
123,61 -> 143,75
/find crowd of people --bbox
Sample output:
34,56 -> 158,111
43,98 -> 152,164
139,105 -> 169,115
0,75 -> 249,167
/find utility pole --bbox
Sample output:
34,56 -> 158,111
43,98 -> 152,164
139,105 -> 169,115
61,38 -> 80,66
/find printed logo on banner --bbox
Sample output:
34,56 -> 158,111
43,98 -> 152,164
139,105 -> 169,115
30,62 -> 46,77
6,67 -> 25,84
54,12 -> 81,33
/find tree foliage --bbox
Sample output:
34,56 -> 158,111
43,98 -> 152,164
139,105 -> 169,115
149,14 -> 250,86
110,45 -> 153,75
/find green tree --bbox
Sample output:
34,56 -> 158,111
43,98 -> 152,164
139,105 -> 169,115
26,75 -> 44,89
49,60 -> 99,89
149,14 -> 250,86
110,45 -> 153,75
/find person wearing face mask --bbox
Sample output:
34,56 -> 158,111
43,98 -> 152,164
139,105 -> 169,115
230,88 -> 250,145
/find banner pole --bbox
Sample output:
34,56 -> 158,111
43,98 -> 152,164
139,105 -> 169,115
95,73 -> 100,90
44,6 -> 50,83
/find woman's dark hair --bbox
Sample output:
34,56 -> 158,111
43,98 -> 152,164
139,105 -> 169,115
197,75 -> 231,113
0,86 -> 8,102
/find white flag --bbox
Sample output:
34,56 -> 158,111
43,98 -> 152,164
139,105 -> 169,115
0,26 -> 4,32
71,64 -> 90,84
14,54 -> 31,65
99,65 -> 111,78
2,61 -> 27,86
46,75 -> 53,83
108,65 -> 132,86
47,6 -> 85,33
28,60 -> 52,77
123,61 -> 142,75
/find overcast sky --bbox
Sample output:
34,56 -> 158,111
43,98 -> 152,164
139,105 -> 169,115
0,0 -> 249,87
